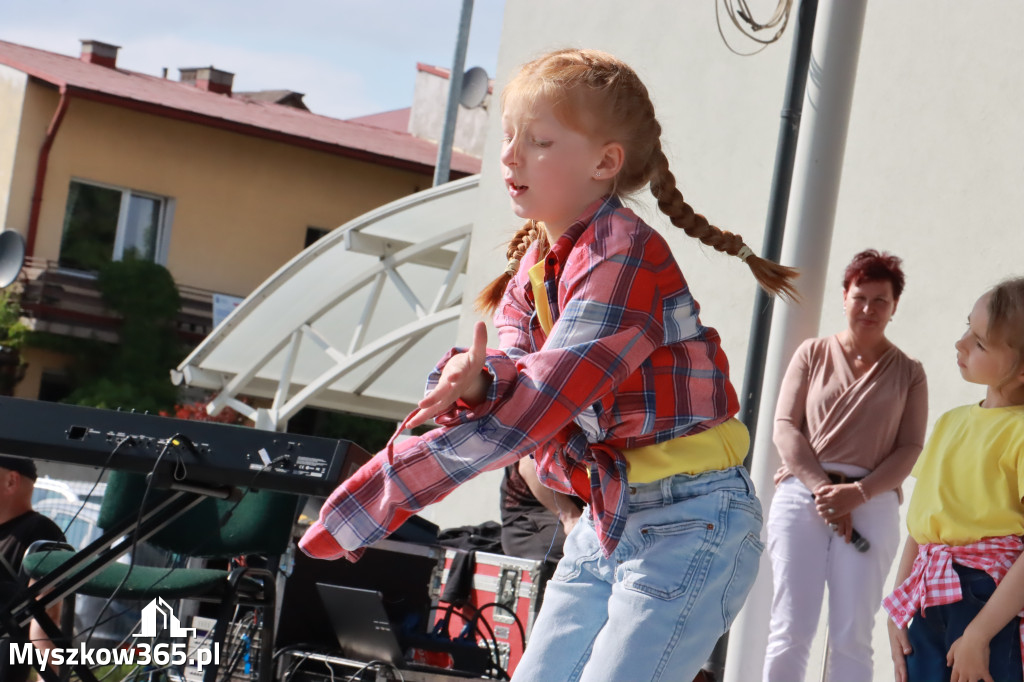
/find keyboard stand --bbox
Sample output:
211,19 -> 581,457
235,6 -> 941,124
1,486 -> 222,682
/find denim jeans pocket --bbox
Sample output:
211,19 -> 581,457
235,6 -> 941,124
627,517 -> 718,600
958,565 -> 996,607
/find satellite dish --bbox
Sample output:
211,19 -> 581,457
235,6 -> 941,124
459,66 -> 489,109
0,231 -> 26,288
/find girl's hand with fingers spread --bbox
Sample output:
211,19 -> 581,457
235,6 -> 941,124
407,321 -> 490,429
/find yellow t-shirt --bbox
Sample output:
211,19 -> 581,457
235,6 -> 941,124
527,261 -> 745,483
527,260 -> 554,335
907,403 -> 1024,546
625,417 -> 749,483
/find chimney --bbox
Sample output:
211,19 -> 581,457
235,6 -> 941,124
179,66 -> 234,95
80,40 -> 120,68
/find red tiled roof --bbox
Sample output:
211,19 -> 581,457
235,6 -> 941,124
0,40 -> 481,175
347,107 -> 411,133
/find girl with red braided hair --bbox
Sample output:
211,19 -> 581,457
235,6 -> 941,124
301,48 -> 797,680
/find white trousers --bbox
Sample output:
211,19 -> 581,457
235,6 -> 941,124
762,466 -> 901,682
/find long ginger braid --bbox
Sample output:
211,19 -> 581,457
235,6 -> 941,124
476,219 -> 547,313
478,48 -> 799,313
647,145 -> 799,299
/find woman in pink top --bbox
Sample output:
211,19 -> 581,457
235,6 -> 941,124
762,250 -> 929,682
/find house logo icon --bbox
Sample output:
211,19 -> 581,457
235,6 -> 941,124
133,597 -> 196,638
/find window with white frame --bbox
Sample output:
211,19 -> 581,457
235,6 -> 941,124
59,179 -> 174,272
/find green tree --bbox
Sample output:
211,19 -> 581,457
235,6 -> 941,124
61,257 -> 185,412
0,289 -> 29,395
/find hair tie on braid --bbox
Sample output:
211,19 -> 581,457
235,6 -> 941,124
737,245 -> 755,263
476,220 -> 545,313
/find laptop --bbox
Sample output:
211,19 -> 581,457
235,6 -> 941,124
315,582 -> 491,677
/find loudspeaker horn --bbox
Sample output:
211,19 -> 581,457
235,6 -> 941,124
459,66 -> 489,109
0,231 -> 27,289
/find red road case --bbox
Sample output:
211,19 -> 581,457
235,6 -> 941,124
433,549 -> 544,677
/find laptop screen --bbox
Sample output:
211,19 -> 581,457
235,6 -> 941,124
315,582 -> 493,678
316,583 -> 405,665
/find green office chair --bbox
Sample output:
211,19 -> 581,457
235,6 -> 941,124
22,470 -> 301,682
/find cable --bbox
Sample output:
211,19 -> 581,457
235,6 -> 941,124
75,450 -> 289,648
428,603 -> 457,639
342,659 -> 403,682
53,434 -> 128,544
21,434 -> 131,601
425,602 -> 508,679
469,601 -> 528,651
715,0 -> 793,55
282,649 -> 315,681
79,433 -> 184,647
44,434 -> 291,677
475,621 -> 508,680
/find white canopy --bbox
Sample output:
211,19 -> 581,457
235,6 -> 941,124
172,175 -> 479,430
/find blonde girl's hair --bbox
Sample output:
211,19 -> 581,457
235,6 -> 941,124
476,48 -> 798,314
987,276 -> 1024,379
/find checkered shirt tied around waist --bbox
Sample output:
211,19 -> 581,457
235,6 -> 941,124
883,535 -> 1024,670
299,196 -> 738,561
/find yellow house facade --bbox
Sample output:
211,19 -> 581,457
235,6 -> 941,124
0,38 -> 480,400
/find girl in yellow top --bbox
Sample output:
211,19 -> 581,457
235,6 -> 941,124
884,277 -> 1024,682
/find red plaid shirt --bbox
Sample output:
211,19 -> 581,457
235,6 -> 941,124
883,535 -> 1024,668
300,196 -> 738,561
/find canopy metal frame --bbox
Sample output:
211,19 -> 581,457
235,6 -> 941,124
173,175 -> 479,431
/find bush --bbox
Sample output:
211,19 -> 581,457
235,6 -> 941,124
61,257 -> 185,412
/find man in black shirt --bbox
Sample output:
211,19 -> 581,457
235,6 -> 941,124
499,458 -> 583,588
0,456 -> 66,682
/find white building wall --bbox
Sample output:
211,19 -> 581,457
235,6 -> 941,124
408,68 -> 491,157
444,2 -> 1024,680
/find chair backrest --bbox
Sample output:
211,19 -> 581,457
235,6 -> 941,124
97,471 -> 299,558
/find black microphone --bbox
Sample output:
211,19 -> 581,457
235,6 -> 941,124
814,493 -> 870,552
827,522 -> 870,552
849,528 -> 870,553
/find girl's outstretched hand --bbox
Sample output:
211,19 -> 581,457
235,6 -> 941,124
407,321 -> 490,429
887,618 -> 912,682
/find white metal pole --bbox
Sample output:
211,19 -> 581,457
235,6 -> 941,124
723,1 -> 868,680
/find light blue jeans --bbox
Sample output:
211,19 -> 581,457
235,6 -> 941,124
511,466 -> 764,682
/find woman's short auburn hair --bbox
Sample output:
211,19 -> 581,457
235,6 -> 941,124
842,249 -> 906,300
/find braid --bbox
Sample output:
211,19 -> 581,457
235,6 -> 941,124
496,48 -> 799,302
475,220 -> 547,314
649,147 -> 745,253
648,146 -> 799,299
505,219 -> 545,271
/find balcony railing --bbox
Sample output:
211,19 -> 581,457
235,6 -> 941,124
16,257 -> 219,344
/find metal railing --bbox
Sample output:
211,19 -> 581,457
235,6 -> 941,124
16,257 -> 218,344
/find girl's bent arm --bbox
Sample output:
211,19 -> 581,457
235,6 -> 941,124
303,241 -> 675,558
888,536 -> 919,682
947,551 -> 1024,681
